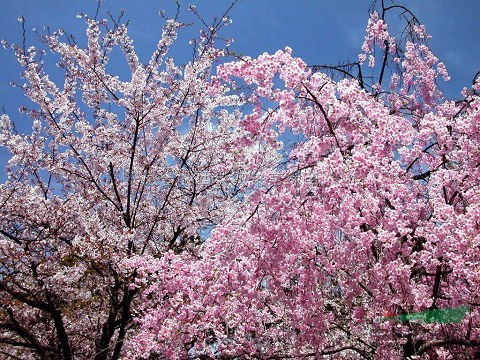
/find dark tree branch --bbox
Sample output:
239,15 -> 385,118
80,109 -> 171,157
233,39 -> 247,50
302,83 -> 345,157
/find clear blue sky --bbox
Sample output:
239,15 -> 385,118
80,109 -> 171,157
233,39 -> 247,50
0,0 -> 479,173
1,1 -> 479,100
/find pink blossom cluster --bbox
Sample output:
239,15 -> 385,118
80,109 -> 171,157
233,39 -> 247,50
129,22 -> 480,360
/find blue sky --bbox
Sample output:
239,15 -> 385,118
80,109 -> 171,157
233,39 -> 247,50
1,1 -> 479,100
0,0 -> 479,174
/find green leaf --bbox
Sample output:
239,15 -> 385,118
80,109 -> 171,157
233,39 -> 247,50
384,306 -> 468,324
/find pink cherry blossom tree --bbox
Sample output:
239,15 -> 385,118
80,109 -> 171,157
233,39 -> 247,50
0,3 -> 280,359
127,2 -> 480,359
